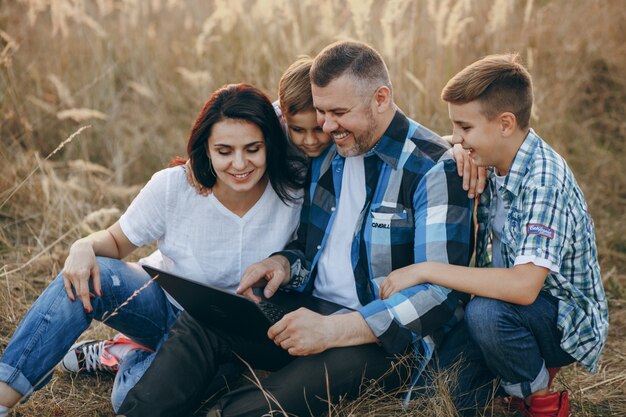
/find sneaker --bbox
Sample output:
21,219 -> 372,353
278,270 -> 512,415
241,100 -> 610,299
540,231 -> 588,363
520,390 -> 570,417
60,334 -> 151,374
505,367 -> 563,413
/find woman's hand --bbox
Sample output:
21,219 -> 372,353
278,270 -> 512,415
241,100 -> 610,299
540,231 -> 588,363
62,239 -> 101,313
61,223 -> 137,313
184,160 -> 211,196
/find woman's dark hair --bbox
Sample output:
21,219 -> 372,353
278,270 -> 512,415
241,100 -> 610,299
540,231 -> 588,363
180,83 -> 306,204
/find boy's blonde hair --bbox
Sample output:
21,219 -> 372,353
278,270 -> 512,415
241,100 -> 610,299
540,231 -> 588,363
278,56 -> 314,115
441,53 -> 533,129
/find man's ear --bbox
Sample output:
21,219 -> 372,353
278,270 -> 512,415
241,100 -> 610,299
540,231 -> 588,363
499,112 -> 517,136
373,86 -> 392,113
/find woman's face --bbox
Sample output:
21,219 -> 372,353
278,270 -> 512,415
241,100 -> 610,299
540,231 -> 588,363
207,118 -> 267,195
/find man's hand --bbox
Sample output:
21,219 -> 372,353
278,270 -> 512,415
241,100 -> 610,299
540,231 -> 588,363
237,255 -> 291,301
184,159 -> 211,196
269,310 -> 378,356
450,143 -> 486,199
451,143 -> 486,198
268,308 -> 332,356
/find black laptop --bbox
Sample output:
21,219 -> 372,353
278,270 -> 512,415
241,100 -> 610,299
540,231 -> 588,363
142,265 -> 351,338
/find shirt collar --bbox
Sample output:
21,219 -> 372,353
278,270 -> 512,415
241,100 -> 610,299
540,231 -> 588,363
364,110 -> 409,169
502,128 -> 540,197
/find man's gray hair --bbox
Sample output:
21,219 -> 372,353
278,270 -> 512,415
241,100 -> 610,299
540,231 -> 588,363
310,40 -> 392,99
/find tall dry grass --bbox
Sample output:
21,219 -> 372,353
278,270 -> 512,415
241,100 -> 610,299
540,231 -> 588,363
1,0 -> 625,416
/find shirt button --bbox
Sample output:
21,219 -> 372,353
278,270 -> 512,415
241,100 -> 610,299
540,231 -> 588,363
336,167 -> 342,172
331,207 -> 336,212
317,245 -> 321,250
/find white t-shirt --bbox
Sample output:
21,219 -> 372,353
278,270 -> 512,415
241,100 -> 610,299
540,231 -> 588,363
314,156 -> 365,310
119,166 -> 301,306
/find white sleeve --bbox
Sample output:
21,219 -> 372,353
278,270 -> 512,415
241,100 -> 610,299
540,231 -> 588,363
119,169 -> 170,247
514,255 -> 560,274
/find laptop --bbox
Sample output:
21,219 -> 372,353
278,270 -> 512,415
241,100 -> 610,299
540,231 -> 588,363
142,265 -> 351,338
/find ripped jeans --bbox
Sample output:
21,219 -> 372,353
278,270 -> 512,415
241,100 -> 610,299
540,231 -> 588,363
0,257 -> 180,411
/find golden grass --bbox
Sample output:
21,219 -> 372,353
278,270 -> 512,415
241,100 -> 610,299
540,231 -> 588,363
1,0 -> 625,415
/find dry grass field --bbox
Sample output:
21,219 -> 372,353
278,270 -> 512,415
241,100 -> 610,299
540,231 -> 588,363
1,0 -> 625,416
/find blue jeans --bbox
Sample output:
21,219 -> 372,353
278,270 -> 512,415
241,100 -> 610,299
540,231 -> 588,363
435,291 -> 575,415
0,257 -> 180,411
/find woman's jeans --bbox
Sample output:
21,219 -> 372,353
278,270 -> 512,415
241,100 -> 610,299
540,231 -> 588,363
0,257 -> 180,411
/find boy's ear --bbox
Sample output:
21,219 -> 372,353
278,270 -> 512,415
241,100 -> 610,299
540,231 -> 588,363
499,112 -> 517,136
373,86 -> 392,113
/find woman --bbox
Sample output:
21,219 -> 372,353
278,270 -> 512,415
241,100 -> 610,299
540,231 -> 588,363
0,83 -> 306,414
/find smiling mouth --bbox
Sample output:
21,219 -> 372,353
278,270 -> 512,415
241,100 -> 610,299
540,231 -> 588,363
229,171 -> 253,180
332,131 -> 349,141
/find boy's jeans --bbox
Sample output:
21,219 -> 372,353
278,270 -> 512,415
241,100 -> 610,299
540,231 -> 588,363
0,257 -> 179,411
436,291 -> 575,414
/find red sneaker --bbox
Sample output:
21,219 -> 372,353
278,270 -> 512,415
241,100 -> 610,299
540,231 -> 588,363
520,390 -> 569,417
505,367 -> 563,414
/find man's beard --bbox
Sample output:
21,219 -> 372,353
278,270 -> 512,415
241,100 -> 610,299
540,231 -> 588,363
336,107 -> 378,157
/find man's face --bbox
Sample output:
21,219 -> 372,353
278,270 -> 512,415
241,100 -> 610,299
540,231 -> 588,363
311,74 -> 378,157
448,101 -> 502,169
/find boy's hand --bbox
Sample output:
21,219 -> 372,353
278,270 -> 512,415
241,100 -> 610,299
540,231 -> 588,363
450,143 -> 486,198
184,160 -> 211,196
379,265 -> 424,300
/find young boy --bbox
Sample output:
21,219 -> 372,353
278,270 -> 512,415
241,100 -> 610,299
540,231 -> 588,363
275,55 -> 331,158
379,54 -> 608,417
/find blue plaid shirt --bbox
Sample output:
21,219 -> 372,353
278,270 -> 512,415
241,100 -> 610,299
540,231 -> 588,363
278,110 -> 473,358
476,129 -> 608,372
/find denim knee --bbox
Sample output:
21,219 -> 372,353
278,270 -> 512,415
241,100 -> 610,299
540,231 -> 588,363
464,297 -> 509,350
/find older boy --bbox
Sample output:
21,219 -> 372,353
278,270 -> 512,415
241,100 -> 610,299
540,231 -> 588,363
380,54 -> 608,416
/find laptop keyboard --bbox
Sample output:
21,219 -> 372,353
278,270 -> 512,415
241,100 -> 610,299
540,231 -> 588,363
258,301 -> 288,323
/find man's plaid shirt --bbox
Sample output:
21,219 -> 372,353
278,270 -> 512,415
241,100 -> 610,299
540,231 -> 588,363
278,110 -> 473,356
476,129 -> 608,372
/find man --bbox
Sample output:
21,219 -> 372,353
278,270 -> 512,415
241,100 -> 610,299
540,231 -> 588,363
117,40 -> 473,417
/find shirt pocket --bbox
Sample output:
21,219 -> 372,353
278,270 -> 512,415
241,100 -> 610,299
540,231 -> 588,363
501,208 -> 521,255
369,205 -> 414,246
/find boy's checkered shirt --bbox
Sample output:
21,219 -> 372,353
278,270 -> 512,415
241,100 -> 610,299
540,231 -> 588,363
476,129 -> 608,372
